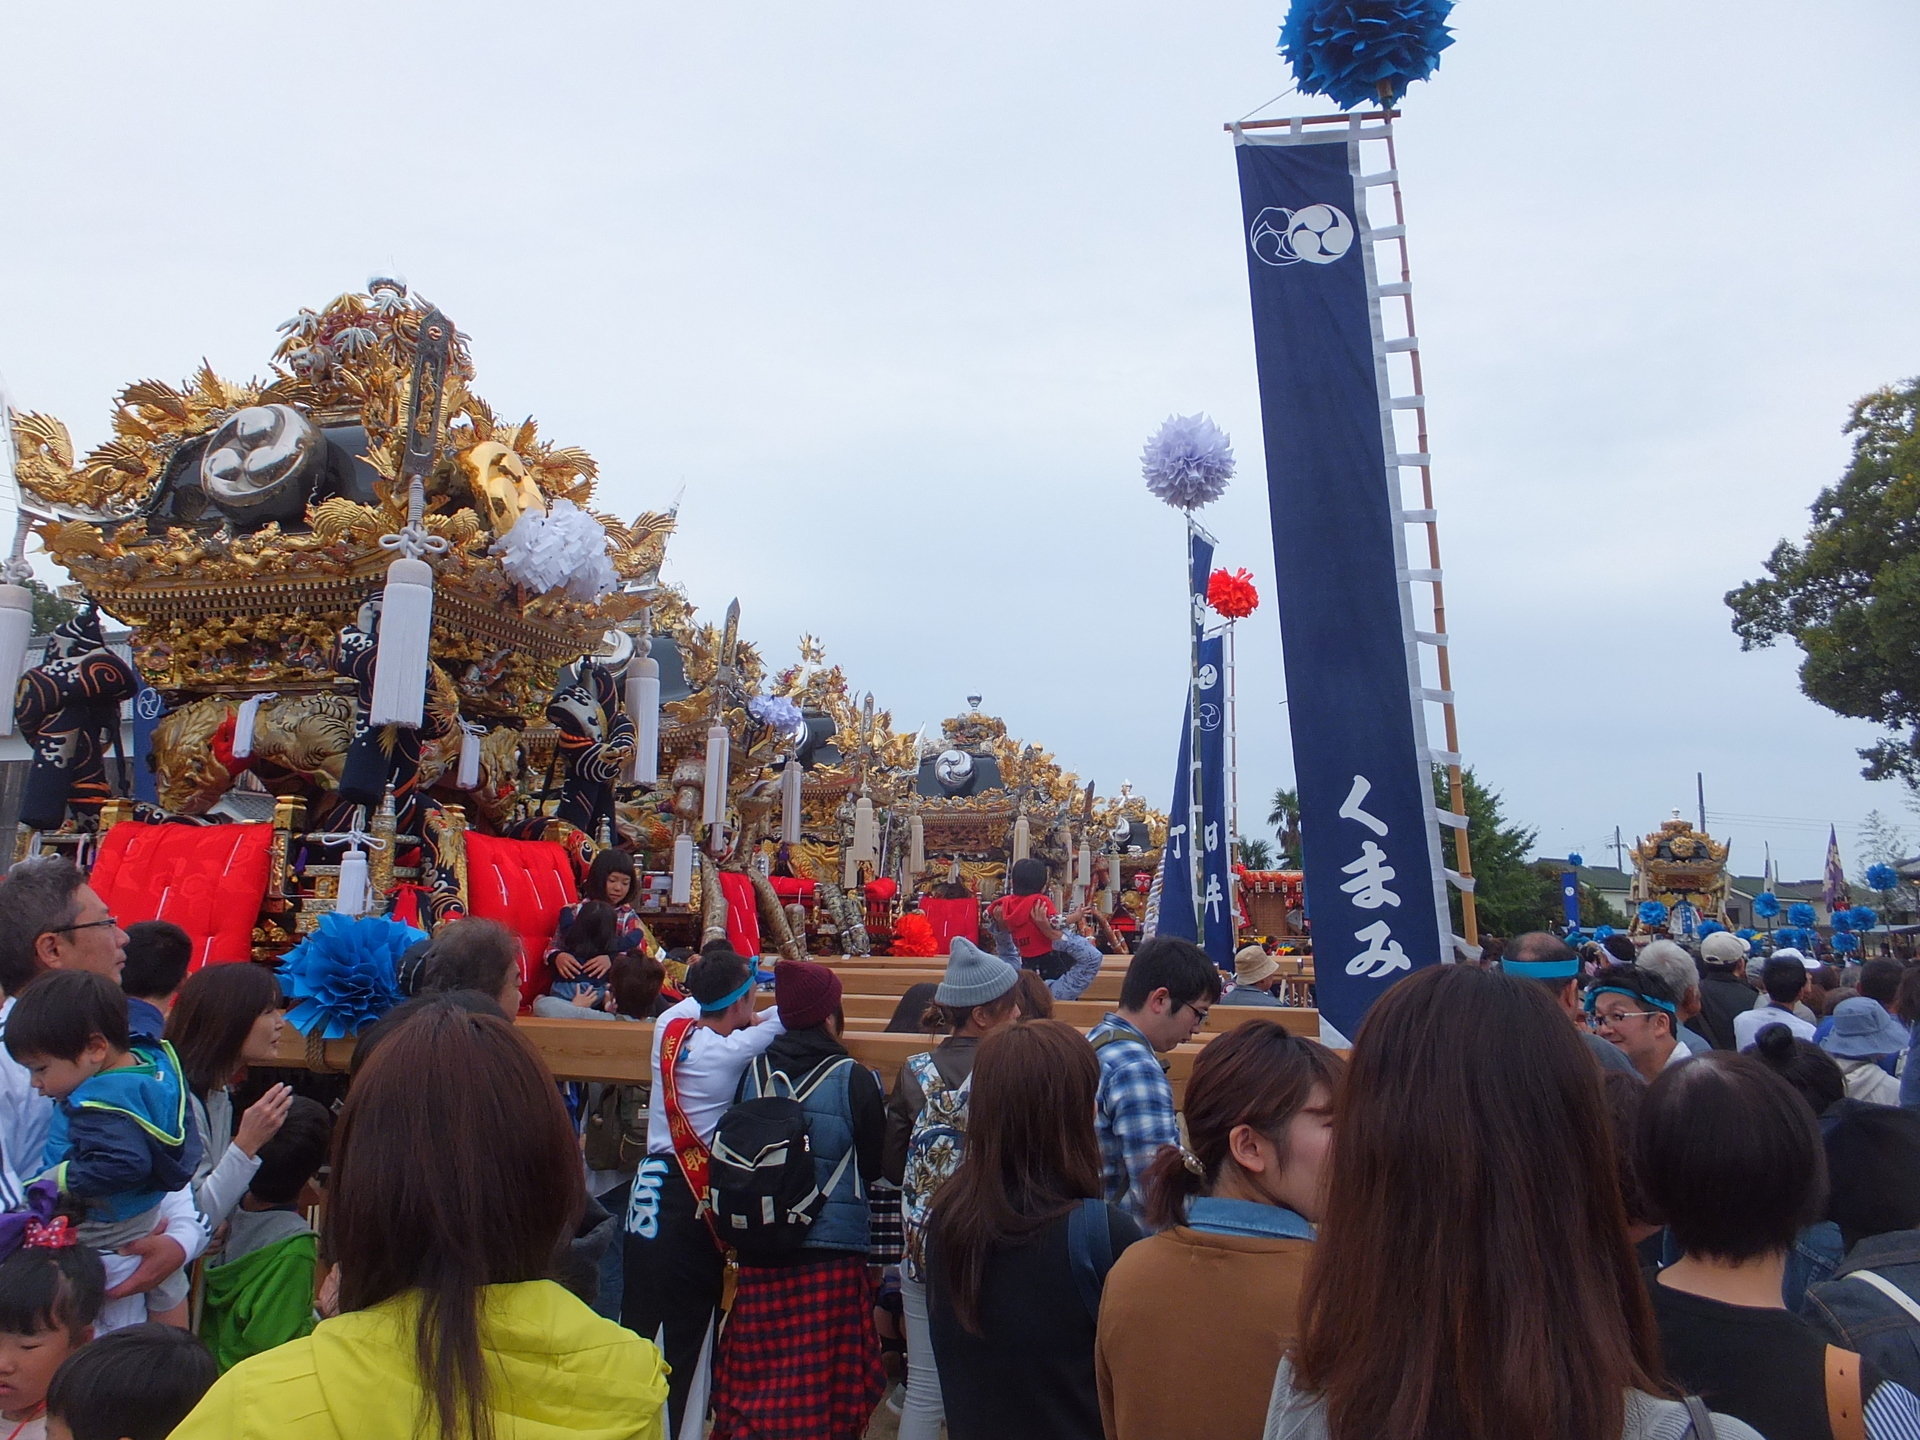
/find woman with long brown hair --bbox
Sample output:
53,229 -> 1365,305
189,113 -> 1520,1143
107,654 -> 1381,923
1265,964 -> 1761,1440
926,1018 -> 1141,1440
173,996 -> 668,1440
165,961 -> 294,1233
1098,1020 -> 1343,1440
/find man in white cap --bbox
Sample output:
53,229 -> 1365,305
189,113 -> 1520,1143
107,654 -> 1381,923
1220,943 -> 1285,1007
1694,931 -> 1759,1050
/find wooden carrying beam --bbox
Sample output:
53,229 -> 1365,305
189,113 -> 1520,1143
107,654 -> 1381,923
273,1014 -> 1217,1104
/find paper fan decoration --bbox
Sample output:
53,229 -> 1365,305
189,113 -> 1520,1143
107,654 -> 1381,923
278,911 -> 425,1039
1207,567 -> 1260,620
1279,0 -> 1456,111
1141,414 -> 1234,512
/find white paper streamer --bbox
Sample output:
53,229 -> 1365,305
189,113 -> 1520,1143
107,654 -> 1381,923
490,499 -> 618,600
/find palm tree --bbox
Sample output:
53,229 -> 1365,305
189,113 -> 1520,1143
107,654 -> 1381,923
1268,786 -> 1301,868
1236,837 -> 1274,869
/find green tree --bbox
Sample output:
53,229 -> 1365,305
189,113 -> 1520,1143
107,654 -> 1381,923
25,580 -> 73,634
1267,786 -> 1301,868
1434,766 -> 1560,936
1236,837 -> 1274,869
1726,379 -> 1920,788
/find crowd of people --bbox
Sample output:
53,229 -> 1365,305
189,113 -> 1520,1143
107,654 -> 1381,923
1,849 -> 1919,1438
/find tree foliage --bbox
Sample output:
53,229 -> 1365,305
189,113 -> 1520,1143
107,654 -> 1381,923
1267,786 -> 1301,868
25,580 -> 74,634
1236,837 -> 1274,869
1727,379 -> 1920,786
1435,766 -> 1560,937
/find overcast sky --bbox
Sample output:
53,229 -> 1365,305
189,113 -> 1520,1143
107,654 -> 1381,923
2,1 -> 1915,881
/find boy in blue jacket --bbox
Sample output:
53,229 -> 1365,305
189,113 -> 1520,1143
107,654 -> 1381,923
2,969 -> 201,1323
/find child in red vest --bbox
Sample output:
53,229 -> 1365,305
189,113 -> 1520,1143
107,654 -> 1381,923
988,859 -> 1064,977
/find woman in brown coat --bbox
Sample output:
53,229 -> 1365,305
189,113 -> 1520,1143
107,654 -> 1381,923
1095,1020 -> 1343,1440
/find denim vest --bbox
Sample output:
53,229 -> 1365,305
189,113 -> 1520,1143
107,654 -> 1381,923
1802,1230 -> 1920,1396
743,1056 -> 869,1253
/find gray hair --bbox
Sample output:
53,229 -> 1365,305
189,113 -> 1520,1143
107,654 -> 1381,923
1637,939 -> 1700,1002
0,858 -> 87,996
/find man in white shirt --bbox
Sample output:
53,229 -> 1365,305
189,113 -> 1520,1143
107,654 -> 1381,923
1732,954 -> 1822,1051
0,857 -> 207,1329
624,948 -> 784,1440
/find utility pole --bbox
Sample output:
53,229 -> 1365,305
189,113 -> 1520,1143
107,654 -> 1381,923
1612,825 -> 1625,871
1697,773 -> 1706,834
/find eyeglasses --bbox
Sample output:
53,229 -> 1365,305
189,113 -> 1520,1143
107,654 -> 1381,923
49,917 -> 119,936
1178,1002 -> 1212,1025
1588,1010 -> 1658,1030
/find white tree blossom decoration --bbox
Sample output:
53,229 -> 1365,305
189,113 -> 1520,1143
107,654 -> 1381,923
1141,413 -> 1235,511
489,498 -> 619,601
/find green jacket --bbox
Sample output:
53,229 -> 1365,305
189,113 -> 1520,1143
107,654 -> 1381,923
200,1230 -> 318,1372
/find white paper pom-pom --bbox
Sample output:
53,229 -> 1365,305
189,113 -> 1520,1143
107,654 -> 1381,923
1141,413 -> 1235,511
490,498 -> 620,600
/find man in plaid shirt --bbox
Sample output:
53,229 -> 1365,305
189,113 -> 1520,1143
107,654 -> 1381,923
1088,936 -> 1221,1221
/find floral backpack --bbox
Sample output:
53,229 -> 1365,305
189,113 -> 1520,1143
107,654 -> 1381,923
901,1051 -> 971,1277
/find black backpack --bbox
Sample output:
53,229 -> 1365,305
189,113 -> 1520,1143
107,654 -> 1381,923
709,1055 -> 856,1260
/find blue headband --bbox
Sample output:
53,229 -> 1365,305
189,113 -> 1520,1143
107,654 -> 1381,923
699,977 -> 756,1013
1504,958 -> 1579,980
1584,984 -> 1676,1016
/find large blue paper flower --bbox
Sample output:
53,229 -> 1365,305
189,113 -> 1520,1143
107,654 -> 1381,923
1839,906 -> 1879,932
1280,0 -> 1456,111
1753,891 -> 1781,920
1788,902 -> 1817,929
1867,863 -> 1901,893
1141,414 -> 1234,512
1832,931 -> 1859,954
1773,927 -> 1807,951
1593,925 -> 1616,942
1638,900 -> 1668,927
278,911 -> 425,1040
1697,921 -> 1726,938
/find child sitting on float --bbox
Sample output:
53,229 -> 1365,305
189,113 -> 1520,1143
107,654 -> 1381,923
546,850 -> 651,1000
987,858 -> 1066,979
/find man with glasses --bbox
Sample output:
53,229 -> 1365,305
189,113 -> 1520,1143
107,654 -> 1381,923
1585,962 -> 1693,1083
0,856 -> 204,1327
1088,936 -> 1221,1223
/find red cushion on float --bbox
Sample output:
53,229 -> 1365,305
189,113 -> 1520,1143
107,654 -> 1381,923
462,833 -> 579,1012
88,823 -> 274,972
919,896 -> 979,952
717,871 -> 761,959
768,876 -> 816,900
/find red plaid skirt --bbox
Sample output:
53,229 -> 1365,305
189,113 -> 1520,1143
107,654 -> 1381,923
710,1255 -> 884,1440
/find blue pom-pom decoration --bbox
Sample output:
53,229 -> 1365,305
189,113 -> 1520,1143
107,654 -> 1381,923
1832,930 -> 1859,954
278,911 -> 425,1040
1753,891 -> 1781,920
1867,863 -> 1901,893
1638,900 -> 1669,927
1697,921 -> 1726,937
1567,852 -> 1584,868
1773,927 -> 1807,951
1788,901 -> 1817,928
1593,925 -> 1616,941
1846,906 -> 1879,932
1737,929 -> 1759,941
1141,414 -> 1234,512
1279,0 -> 1456,111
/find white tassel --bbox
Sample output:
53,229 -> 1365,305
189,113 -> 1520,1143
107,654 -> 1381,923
1076,841 -> 1092,889
231,692 -> 275,761
701,725 -> 730,825
369,556 -> 435,728
670,833 -> 694,906
844,851 -> 859,890
626,635 -> 660,785
853,795 -> 877,861
1012,814 -> 1031,862
1107,850 -> 1123,902
456,722 -> 482,790
781,762 -> 803,844
909,815 -> 925,875
0,585 -> 33,738
336,847 -> 369,917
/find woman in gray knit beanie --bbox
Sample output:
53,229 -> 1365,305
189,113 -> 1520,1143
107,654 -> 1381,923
883,936 -> 1023,1439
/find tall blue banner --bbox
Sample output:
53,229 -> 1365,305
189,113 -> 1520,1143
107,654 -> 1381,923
1196,634 -> 1234,965
1561,871 -> 1580,929
1235,130 -> 1451,1042
1156,633 -> 1231,961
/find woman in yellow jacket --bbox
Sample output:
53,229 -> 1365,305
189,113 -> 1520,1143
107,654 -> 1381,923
175,996 -> 668,1440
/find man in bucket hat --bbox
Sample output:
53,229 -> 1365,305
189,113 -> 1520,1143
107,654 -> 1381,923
1220,944 -> 1284,1007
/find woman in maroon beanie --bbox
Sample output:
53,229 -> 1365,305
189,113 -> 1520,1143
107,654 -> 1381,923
710,958 -> 887,1440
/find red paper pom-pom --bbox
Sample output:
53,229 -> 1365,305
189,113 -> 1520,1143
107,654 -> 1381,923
1207,567 -> 1260,619
892,912 -> 941,958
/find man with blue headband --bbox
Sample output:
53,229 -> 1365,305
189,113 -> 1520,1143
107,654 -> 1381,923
1500,933 -> 1637,1078
1586,962 -> 1692,1083
624,946 -> 784,1439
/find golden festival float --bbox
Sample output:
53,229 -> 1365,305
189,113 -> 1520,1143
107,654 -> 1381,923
1628,814 -> 1732,938
0,282 -> 1171,1006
